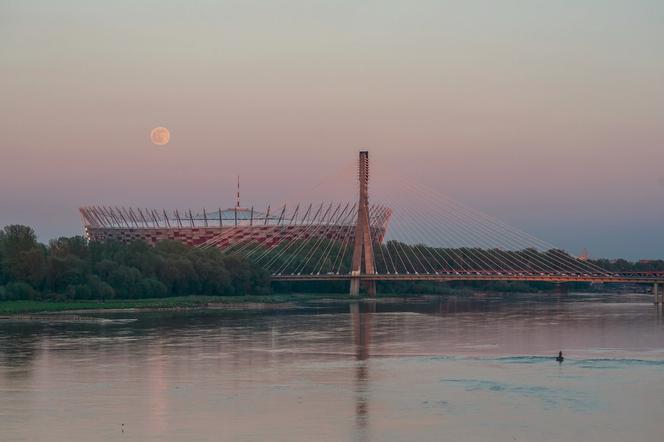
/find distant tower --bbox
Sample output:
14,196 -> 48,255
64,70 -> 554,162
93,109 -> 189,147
350,151 -> 376,297
579,248 -> 589,261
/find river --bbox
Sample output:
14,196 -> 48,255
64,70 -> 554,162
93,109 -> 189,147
1,293 -> 663,441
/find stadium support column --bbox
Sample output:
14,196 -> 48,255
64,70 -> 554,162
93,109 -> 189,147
350,151 -> 376,297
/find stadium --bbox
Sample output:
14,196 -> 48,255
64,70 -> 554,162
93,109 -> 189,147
79,203 -> 392,250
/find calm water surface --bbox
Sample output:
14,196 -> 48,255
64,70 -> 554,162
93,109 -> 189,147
1,293 -> 663,441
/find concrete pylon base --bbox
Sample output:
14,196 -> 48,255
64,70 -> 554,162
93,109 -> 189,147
350,278 -> 360,297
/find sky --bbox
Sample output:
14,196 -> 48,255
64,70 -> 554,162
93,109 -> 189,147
1,0 -> 663,259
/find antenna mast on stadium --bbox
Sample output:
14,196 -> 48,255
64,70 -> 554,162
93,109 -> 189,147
236,176 -> 240,208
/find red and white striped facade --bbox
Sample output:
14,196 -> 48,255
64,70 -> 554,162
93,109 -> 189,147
80,204 -> 392,249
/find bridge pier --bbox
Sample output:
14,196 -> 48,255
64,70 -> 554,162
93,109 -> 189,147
350,276 -> 360,296
654,283 -> 660,305
350,151 -> 377,297
349,276 -> 376,297
554,282 -> 568,295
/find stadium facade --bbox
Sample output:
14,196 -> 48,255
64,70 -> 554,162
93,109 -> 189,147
79,203 -> 392,250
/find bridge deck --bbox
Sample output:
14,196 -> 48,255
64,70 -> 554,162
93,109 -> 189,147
272,272 -> 664,284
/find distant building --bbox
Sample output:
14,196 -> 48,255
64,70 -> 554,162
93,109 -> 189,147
578,248 -> 589,261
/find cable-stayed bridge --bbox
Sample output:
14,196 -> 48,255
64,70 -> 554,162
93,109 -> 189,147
194,151 -> 664,300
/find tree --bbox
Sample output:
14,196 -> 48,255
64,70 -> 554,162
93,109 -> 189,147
49,236 -> 88,259
0,225 -> 38,257
45,255 -> 87,292
6,248 -> 46,287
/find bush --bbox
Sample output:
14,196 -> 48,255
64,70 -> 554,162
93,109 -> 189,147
139,278 -> 168,298
86,275 -> 116,300
66,284 -> 93,300
4,282 -> 39,301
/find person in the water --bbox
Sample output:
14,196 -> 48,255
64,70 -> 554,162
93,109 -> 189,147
556,351 -> 564,363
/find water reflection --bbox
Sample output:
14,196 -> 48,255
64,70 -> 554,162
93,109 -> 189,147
1,294 -> 663,441
147,337 -> 169,437
0,323 -> 42,381
351,301 -> 375,439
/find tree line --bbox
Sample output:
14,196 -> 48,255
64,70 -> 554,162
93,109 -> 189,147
588,258 -> 664,272
0,225 -> 271,301
1,224 -> 660,301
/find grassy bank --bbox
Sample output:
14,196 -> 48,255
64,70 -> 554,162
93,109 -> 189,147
0,293 -> 364,315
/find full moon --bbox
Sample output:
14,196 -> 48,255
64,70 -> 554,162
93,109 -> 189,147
150,127 -> 170,145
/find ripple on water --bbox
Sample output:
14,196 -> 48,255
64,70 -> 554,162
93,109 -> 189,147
494,356 -> 553,364
572,358 -> 664,369
471,356 -> 664,368
441,378 -> 601,412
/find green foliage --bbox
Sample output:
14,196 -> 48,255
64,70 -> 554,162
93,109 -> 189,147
0,225 -> 271,301
590,258 -> 664,272
0,225 -> 38,256
2,282 -> 39,301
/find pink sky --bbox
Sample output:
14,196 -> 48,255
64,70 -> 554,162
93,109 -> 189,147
1,1 -> 663,259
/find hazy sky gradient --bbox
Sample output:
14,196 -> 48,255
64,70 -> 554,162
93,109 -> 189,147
1,0 -> 663,259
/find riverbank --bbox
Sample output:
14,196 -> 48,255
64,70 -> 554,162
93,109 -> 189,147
0,293 -> 382,315
0,290 -> 619,315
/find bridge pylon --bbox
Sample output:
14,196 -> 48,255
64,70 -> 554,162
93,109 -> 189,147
350,151 -> 376,297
